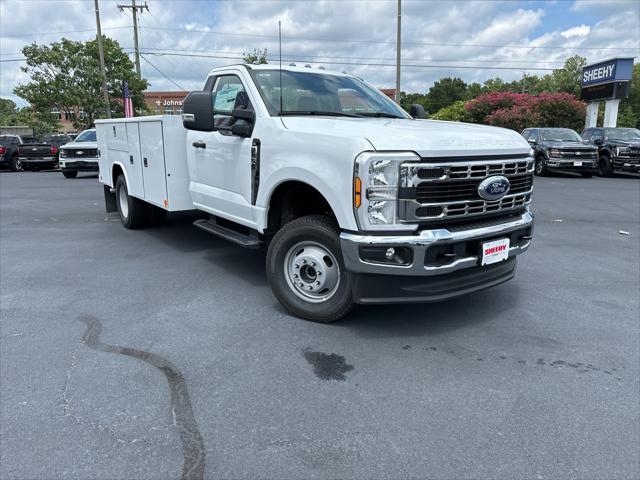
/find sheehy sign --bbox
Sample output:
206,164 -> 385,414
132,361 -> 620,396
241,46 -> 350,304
581,58 -> 634,87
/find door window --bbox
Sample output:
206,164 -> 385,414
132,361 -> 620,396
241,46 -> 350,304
211,75 -> 252,128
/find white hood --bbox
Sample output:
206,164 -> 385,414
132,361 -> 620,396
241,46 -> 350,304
61,141 -> 98,149
281,117 -> 530,157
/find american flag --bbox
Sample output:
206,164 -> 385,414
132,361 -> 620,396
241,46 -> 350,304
123,80 -> 134,118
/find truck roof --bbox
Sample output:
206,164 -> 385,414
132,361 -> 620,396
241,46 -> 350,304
206,63 -> 353,79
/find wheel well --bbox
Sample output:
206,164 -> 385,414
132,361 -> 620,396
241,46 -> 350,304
112,164 -> 124,185
267,181 -> 335,234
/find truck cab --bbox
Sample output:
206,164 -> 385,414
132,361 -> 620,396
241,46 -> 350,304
98,64 -> 535,322
581,127 -> 640,176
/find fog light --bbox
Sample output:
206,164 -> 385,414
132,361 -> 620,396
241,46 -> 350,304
385,248 -> 395,260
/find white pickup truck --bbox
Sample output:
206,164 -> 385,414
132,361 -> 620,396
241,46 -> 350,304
97,64 -> 534,322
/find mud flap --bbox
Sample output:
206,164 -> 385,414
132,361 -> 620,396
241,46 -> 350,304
104,185 -> 117,213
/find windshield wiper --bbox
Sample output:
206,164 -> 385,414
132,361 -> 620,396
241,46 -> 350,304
355,112 -> 405,119
278,111 -> 359,117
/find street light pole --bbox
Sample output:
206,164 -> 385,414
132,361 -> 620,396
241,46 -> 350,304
94,0 -> 111,118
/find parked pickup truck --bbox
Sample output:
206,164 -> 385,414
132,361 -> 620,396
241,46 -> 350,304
58,129 -> 98,178
0,134 -> 24,171
522,127 -> 598,177
17,140 -> 59,171
581,127 -> 640,176
97,64 -> 535,322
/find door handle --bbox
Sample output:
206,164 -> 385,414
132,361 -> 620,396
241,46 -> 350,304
143,157 -> 148,167
192,141 -> 206,149
129,155 -> 134,164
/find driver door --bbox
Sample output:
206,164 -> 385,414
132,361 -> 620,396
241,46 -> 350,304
188,74 -> 255,226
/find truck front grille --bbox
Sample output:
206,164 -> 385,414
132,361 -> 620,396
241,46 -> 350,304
399,156 -> 534,223
554,149 -> 597,158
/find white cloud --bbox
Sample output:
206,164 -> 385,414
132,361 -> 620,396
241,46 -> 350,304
561,25 -> 591,38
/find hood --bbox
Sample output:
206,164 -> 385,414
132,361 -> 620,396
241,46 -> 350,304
545,140 -> 596,149
61,141 -> 97,149
606,139 -> 640,147
280,117 -> 530,157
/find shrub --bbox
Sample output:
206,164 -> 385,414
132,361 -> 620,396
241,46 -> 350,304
430,100 -> 469,122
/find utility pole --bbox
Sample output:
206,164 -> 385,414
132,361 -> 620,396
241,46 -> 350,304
395,0 -> 401,104
117,0 -> 148,77
94,0 -> 111,118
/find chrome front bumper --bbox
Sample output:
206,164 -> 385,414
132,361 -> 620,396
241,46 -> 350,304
340,210 -> 534,276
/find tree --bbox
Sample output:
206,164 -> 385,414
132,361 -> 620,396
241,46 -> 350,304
243,49 -> 268,65
0,98 -> 60,136
618,63 -> 640,128
548,55 -> 587,97
430,100 -> 469,122
423,77 -> 467,113
14,36 -> 148,129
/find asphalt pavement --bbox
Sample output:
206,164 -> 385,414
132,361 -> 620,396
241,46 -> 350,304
1,169 -> 639,479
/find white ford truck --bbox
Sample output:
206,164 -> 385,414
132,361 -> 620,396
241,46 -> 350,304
97,64 -> 534,322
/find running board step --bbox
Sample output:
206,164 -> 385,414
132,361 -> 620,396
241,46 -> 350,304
193,219 -> 263,249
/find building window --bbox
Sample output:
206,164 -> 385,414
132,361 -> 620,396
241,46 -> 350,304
51,108 -> 62,120
176,108 -> 183,116
164,106 -> 174,115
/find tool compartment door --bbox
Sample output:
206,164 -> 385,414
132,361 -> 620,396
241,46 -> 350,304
125,123 -> 145,198
139,121 -> 168,208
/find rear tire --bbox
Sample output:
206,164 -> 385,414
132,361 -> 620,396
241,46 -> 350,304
62,170 -> 78,179
266,215 -> 353,322
534,156 -> 547,176
9,156 -> 22,172
597,155 -> 613,177
115,175 -> 149,229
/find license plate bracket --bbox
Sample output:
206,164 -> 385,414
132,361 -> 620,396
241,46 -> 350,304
481,238 -> 510,266
574,161 -> 583,166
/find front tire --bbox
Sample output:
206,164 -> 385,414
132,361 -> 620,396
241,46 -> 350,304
266,215 -> 353,322
597,155 -> 613,177
9,156 -> 22,172
62,170 -> 78,178
115,175 -> 149,229
534,156 -> 548,176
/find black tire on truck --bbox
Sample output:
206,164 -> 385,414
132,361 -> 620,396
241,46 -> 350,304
115,175 -> 149,229
62,170 -> 78,178
9,156 -> 22,172
534,156 -> 547,176
597,154 -> 613,177
266,215 -> 354,322
580,172 -> 593,178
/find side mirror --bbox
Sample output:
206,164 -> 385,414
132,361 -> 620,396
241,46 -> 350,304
183,91 -> 215,131
409,104 -> 427,119
528,139 -> 536,145
594,138 -> 603,145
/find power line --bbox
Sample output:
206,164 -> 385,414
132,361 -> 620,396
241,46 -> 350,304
140,54 -> 186,90
1,26 -> 130,37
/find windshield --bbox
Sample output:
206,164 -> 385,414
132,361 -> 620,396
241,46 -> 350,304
252,70 -> 409,118
540,129 -> 582,142
75,130 -> 96,142
42,135 -> 71,145
604,128 -> 640,141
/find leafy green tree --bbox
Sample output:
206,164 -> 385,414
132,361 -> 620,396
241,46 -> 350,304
14,36 -> 148,129
400,92 -> 428,113
430,100 -> 469,122
548,55 -> 587,97
243,49 -> 268,65
423,77 -> 467,113
0,99 -> 60,136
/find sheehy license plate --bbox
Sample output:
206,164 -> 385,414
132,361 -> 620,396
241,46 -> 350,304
481,238 -> 510,266
574,161 -> 583,166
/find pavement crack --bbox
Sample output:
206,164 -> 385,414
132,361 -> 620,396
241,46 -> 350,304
77,315 -> 206,480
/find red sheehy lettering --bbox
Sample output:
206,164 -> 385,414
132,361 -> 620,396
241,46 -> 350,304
485,245 -> 507,255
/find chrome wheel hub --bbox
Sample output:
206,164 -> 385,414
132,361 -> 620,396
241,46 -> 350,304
118,185 -> 129,219
284,241 -> 340,303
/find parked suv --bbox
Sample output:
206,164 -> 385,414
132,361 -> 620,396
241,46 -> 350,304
581,127 -> 640,176
58,129 -> 98,178
522,128 -> 598,177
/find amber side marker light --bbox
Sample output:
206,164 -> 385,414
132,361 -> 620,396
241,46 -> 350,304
354,177 -> 362,208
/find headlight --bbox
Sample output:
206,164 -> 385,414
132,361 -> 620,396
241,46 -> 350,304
354,151 -> 419,231
60,149 -> 68,158
548,148 -> 561,157
616,147 -> 631,156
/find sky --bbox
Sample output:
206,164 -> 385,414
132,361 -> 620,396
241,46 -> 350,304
0,0 -> 639,107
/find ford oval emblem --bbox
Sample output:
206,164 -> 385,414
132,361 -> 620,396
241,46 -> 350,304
478,175 -> 510,201
76,151 -> 83,155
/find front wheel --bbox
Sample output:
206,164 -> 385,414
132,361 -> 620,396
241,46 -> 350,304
597,155 -> 613,177
9,156 -> 22,172
266,215 -> 353,322
534,157 -> 547,176
62,170 -> 78,178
